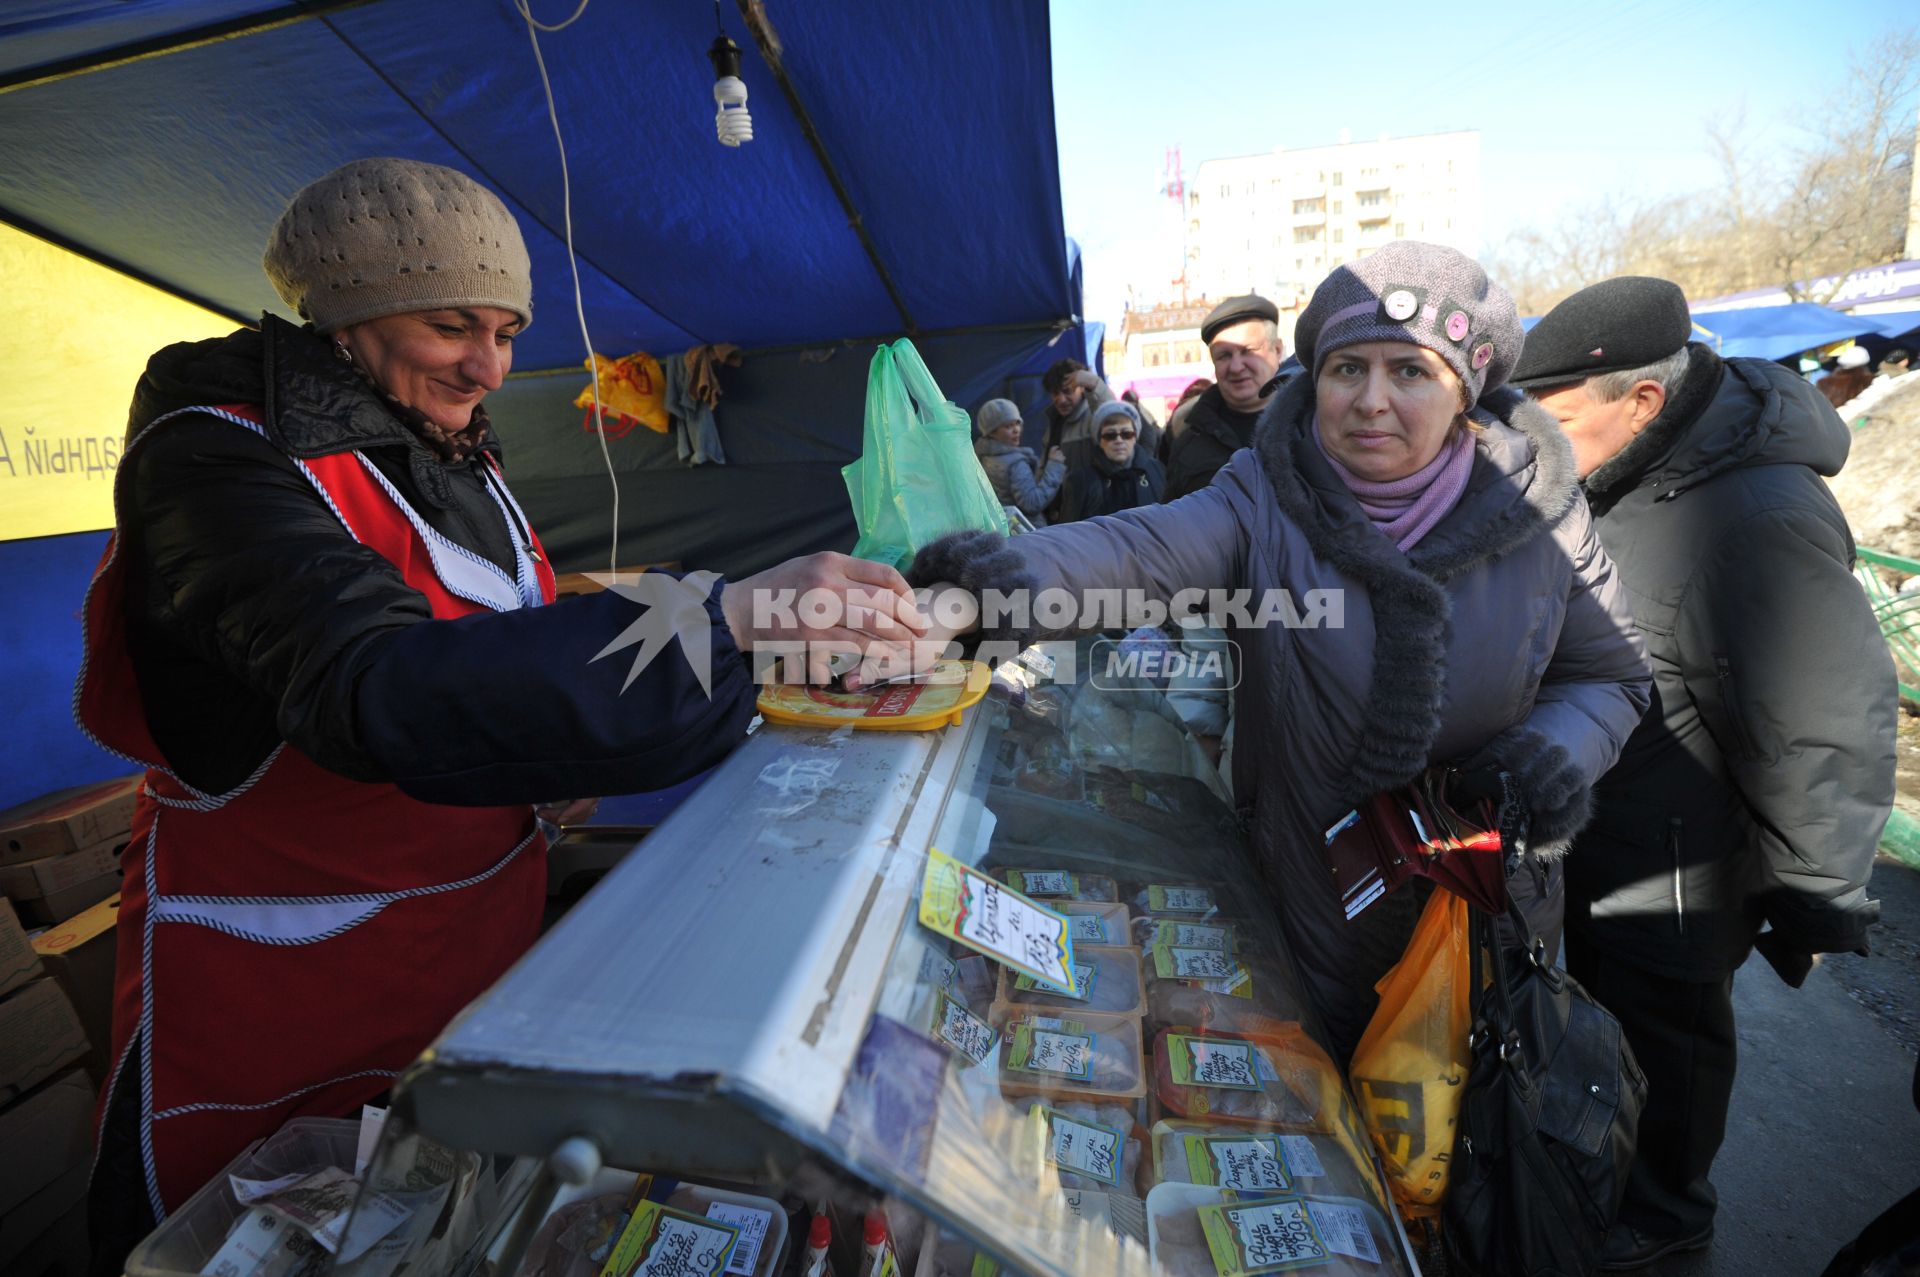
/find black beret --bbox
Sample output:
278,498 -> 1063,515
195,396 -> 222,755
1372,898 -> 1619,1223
1201,293 -> 1280,344
1510,276 -> 1693,390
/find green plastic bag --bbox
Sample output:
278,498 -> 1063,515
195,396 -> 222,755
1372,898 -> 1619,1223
843,338 -> 1009,570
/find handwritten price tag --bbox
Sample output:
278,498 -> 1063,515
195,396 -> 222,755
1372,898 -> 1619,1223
933,991 -> 997,1065
1008,869 -> 1077,897
920,848 -> 1076,992
1032,1104 -> 1123,1187
1007,1022 -> 1094,1080
1183,1136 -> 1293,1192
599,1201 -> 740,1277
1015,960 -> 1098,1002
1199,1196 -> 1331,1275
1167,1034 -> 1264,1091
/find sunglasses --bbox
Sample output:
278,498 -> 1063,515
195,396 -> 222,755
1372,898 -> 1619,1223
1099,429 -> 1136,442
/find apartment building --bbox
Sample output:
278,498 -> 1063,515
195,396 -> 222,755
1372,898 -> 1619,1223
1186,130 -> 1482,341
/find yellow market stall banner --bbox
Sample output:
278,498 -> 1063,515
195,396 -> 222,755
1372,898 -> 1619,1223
1,223 -> 235,541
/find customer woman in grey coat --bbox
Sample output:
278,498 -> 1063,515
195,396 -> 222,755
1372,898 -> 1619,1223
972,398 -> 1065,525
914,242 -> 1652,1058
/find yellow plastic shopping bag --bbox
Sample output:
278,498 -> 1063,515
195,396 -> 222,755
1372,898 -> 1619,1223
1348,888 -> 1473,1220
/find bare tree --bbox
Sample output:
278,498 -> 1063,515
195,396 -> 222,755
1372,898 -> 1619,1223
1773,35 -> 1919,302
1497,33 -> 1918,307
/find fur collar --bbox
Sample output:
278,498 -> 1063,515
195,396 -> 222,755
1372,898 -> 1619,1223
1250,374 -> 1581,801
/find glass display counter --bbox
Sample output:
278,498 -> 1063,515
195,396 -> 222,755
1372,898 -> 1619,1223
345,644 -> 1418,1277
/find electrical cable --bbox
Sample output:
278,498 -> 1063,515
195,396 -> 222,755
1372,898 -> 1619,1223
513,0 -> 621,575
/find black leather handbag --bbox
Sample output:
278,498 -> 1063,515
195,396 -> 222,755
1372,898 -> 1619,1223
1444,898 -> 1648,1276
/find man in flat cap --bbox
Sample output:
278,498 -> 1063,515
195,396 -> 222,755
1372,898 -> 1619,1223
1516,276 -> 1894,1270
1162,293 -> 1292,502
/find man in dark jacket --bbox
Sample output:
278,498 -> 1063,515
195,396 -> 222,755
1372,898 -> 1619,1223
1516,277 -> 1895,1271
1163,294 -> 1290,501
1031,358 -> 1116,474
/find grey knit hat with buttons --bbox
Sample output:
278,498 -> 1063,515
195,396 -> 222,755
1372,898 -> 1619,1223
264,158 -> 532,334
1293,240 -> 1521,407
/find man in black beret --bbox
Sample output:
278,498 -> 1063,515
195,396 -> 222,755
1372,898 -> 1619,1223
1162,293 -> 1291,502
1517,276 -> 1895,1270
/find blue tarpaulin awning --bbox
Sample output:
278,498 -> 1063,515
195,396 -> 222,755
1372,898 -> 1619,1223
1688,303 -> 1878,362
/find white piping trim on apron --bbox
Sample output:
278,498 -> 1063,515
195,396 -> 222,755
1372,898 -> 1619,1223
153,1067 -> 403,1121
349,450 -> 543,612
149,826 -> 538,944
137,820 -> 165,1222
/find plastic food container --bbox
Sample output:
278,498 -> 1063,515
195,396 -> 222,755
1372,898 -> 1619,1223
1131,917 -> 1261,956
995,944 -> 1145,1017
997,1010 -> 1147,1102
1058,900 -> 1132,947
1149,1121 -> 1344,1191
1128,882 -> 1230,919
1022,1097 -> 1148,1195
665,1183 -> 791,1277
994,868 -> 1118,902
123,1117 -> 359,1277
1149,1026 -> 1336,1129
1146,1183 -> 1401,1277
519,1174 -> 791,1277
1143,957 -> 1306,1036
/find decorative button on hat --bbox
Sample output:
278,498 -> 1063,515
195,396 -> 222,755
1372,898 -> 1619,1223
1445,310 -> 1471,343
1293,240 -> 1524,407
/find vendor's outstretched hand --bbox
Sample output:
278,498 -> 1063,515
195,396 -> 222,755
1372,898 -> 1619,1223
720,552 -> 933,688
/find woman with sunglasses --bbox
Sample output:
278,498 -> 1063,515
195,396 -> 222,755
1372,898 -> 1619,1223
1054,399 -> 1165,523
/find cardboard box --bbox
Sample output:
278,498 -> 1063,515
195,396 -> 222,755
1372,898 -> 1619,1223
0,1070 -> 93,1217
0,841 -> 122,903
16,870 -> 121,930
32,895 -> 119,1082
0,900 -> 43,1001
0,979 -> 89,1106
0,776 -> 139,867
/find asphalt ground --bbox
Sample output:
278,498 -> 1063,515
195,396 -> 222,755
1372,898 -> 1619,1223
1639,850 -> 1920,1276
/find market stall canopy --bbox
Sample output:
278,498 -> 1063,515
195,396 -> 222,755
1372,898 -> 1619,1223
0,0 -> 1074,371
1687,302 -> 1879,362
1862,308 -> 1920,341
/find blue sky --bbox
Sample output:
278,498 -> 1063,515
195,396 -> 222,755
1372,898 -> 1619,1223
1049,0 -> 1909,327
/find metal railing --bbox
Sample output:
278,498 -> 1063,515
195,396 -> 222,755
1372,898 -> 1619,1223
1855,546 -> 1920,707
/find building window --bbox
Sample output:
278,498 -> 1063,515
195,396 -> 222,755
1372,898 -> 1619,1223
1332,200 -> 1342,214
1357,192 -> 1385,208
1332,171 -> 1343,187
1219,184 -> 1231,198
1291,197 -> 1323,215
1293,226 -> 1322,243
1395,222 -> 1405,236
1333,228 -> 1344,244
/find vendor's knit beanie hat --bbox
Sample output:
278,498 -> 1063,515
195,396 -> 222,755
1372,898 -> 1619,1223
264,158 -> 533,334
1294,240 -> 1521,407
975,398 -> 1022,437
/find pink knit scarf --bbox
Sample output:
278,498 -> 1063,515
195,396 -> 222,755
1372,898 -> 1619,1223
1314,419 -> 1475,552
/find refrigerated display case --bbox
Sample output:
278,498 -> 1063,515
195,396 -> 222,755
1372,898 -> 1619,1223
338,645 -> 1418,1277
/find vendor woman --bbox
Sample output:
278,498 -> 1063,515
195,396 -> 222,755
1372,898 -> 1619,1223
79,157 -> 923,1256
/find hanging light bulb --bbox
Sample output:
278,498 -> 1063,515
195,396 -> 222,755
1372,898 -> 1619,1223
708,33 -> 752,147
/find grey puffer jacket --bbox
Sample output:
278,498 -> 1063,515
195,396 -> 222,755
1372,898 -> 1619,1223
973,435 -> 1065,523
1569,346 -> 1893,980
917,374 -> 1651,1056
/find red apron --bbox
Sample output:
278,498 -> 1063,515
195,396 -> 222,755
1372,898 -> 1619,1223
76,404 -> 558,1216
